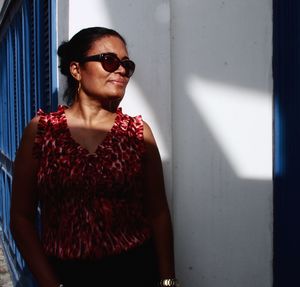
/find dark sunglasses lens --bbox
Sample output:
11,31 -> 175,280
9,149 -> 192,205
102,55 -> 120,72
122,60 -> 135,77
101,54 -> 135,77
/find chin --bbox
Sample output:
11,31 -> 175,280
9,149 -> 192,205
108,94 -> 124,103
110,89 -> 126,99
110,93 -> 124,99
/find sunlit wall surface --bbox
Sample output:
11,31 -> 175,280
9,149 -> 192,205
58,1 -> 273,286
171,1 -> 273,286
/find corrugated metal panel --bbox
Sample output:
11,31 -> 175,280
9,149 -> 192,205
0,0 -> 57,285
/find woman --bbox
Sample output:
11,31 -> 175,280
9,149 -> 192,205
10,27 -> 179,287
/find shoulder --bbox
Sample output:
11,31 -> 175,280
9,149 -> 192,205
21,106 -> 65,153
143,121 -> 157,146
142,121 -> 160,161
22,115 -> 40,141
14,116 -> 41,162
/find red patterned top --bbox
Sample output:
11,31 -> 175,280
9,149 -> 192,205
33,105 -> 151,259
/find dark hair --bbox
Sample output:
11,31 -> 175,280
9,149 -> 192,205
57,27 -> 127,105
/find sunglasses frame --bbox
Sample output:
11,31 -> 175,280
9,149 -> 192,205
79,52 -> 135,78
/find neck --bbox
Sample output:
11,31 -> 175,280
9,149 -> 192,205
72,92 -> 122,113
68,99 -> 117,125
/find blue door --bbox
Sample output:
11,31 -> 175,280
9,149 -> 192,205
273,0 -> 300,286
0,0 -> 57,286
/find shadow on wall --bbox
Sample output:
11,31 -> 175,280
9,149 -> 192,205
67,1 -> 273,286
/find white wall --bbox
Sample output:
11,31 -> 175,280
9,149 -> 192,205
172,1 -> 273,286
58,1 -> 273,286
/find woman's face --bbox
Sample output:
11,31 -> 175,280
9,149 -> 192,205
77,36 -> 131,102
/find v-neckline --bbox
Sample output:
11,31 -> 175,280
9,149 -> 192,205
61,106 -> 121,155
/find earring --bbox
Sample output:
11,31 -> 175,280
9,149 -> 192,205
77,81 -> 81,96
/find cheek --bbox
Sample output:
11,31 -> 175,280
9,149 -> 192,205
80,77 -> 105,96
81,64 -> 107,82
81,70 -> 106,87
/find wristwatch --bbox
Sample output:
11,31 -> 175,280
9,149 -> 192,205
159,278 -> 180,287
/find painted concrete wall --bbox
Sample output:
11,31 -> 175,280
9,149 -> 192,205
58,1 -> 273,286
171,1 -> 273,286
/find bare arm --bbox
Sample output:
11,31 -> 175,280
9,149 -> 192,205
143,122 -> 176,279
10,117 -> 60,287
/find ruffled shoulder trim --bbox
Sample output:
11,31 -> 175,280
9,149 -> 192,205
37,105 -> 65,119
33,105 -> 66,159
131,114 -> 144,141
116,108 -> 144,140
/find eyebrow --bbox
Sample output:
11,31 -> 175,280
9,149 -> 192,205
100,52 -> 130,60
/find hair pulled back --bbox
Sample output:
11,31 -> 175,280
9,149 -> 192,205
57,27 -> 126,105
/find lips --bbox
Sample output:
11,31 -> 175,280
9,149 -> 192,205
108,78 -> 128,86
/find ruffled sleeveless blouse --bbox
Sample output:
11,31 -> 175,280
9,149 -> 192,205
33,105 -> 151,259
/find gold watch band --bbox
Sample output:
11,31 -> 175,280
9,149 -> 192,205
159,278 -> 180,287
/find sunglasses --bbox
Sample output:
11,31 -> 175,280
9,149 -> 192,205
80,53 -> 135,78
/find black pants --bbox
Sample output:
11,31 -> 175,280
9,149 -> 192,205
48,240 -> 159,287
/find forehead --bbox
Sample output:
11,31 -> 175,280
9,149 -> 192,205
88,36 -> 128,56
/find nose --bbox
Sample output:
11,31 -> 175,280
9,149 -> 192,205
115,63 -> 126,75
